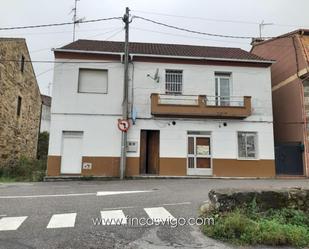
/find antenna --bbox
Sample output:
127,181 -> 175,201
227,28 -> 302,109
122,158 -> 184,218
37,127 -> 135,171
259,20 -> 273,38
72,0 -> 80,41
147,68 -> 160,83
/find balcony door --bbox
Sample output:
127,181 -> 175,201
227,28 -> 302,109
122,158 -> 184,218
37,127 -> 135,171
215,73 -> 231,106
187,133 -> 212,175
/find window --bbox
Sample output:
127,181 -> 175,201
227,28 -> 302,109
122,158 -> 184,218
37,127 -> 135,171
165,70 -> 183,94
215,72 -> 231,106
238,132 -> 257,159
17,96 -> 22,116
20,55 -> 25,73
78,68 -> 108,93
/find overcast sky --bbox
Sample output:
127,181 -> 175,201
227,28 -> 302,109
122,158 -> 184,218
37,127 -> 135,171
1,0 -> 309,96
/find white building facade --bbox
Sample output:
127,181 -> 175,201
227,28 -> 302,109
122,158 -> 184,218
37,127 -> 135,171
47,40 -> 275,177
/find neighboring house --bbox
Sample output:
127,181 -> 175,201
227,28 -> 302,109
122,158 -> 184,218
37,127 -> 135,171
47,40 -> 275,177
251,29 -> 309,177
40,94 -> 51,133
0,38 -> 41,166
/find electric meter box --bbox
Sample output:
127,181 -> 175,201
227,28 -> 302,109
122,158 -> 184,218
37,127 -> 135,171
127,141 -> 138,152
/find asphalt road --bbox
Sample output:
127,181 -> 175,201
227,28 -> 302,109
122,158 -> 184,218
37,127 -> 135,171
0,179 -> 308,249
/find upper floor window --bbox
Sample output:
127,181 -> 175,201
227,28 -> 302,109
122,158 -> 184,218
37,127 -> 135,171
20,55 -> 25,73
165,69 -> 183,95
78,68 -> 108,94
238,132 -> 257,159
215,72 -> 231,106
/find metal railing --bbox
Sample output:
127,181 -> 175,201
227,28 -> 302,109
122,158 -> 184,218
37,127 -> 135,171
205,96 -> 245,107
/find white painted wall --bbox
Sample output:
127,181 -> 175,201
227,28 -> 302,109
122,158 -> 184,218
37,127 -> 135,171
49,58 -> 274,160
130,62 -> 273,121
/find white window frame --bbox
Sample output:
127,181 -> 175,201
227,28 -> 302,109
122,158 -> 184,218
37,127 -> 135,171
187,132 -> 212,176
165,69 -> 183,95
78,68 -> 108,94
215,72 -> 232,106
237,132 -> 258,160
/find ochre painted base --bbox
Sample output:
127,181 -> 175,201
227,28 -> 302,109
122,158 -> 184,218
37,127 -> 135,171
213,159 -> 276,177
46,156 -> 140,177
46,156 -> 276,177
159,158 -> 187,176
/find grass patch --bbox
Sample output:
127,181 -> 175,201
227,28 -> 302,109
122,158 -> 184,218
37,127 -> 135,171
0,176 -> 17,183
202,205 -> 309,248
0,157 -> 47,182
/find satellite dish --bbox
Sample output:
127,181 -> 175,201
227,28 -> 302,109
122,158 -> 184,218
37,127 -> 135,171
147,69 -> 160,83
154,69 -> 159,83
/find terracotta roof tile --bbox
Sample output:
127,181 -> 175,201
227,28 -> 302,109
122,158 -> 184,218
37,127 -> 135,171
59,40 -> 271,62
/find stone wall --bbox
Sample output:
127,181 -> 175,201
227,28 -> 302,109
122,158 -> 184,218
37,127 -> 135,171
0,38 -> 41,167
207,188 -> 309,212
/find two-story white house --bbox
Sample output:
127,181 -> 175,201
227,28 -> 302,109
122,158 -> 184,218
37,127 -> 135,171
47,40 -> 276,178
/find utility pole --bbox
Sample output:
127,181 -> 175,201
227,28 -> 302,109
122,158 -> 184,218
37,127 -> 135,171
120,7 -> 130,180
72,0 -> 80,41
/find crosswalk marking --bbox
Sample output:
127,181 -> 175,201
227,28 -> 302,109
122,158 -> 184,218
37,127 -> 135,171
100,210 -> 127,225
47,213 -> 76,229
144,207 -> 176,222
0,207 -> 179,231
0,216 -> 27,231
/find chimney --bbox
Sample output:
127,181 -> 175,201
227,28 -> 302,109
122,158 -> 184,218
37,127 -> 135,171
251,38 -> 265,46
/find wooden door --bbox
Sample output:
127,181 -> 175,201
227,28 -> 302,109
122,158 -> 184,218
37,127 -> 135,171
139,130 -> 160,175
139,130 -> 147,174
147,131 -> 160,174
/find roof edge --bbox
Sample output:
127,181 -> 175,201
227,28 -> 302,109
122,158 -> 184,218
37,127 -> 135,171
53,48 -> 275,64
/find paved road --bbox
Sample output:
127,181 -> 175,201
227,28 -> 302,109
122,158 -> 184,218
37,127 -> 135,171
0,179 -> 308,249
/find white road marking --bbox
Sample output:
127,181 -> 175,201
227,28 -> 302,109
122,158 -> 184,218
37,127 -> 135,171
101,206 -> 135,210
0,216 -> 27,231
162,202 -> 191,206
0,193 -> 95,199
144,207 -> 176,222
47,213 -> 76,229
100,210 -> 127,225
96,190 -> 153,196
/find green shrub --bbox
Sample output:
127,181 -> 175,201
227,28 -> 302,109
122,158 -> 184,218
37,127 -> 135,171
0,157 -> 47,182
37,132 -> 49,160
202,207 -> 309,248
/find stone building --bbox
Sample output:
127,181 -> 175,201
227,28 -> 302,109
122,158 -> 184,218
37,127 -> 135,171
0,38 -> 41,167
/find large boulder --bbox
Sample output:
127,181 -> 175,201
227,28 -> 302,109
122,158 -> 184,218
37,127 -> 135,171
208,187 -> 309,212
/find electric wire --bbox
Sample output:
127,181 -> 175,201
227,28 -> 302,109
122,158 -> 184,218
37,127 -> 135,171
0,17 -> 122,31
132,15 -> 273,39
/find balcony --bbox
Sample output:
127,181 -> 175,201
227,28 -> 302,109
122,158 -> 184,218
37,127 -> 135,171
151,93 -> 251,119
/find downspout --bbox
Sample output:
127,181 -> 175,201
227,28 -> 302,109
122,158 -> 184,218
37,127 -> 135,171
292,35 -> 308,177
36,99 -> 43,159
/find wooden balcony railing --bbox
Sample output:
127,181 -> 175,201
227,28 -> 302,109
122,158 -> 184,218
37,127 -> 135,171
151,93 -> 251,118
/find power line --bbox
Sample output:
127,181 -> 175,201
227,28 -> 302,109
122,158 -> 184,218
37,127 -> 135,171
131,27 -> 301,48
30,27 -> 123,54
133,10 -> 259,25
0,17 -> 122,31
132,10 -> 305,28
133,15 -> 273,39
35,28 -> 124,78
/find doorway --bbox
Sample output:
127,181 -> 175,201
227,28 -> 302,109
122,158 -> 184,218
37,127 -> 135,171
61,131 -> 83,174
140,130 -> 160,175
187,133 -> 212,175
275,143 -> 304,175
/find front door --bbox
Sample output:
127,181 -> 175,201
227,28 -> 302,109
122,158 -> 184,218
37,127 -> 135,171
61,131 -> 83,174
140,130 -> 160,175
187,135 -> 212,175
